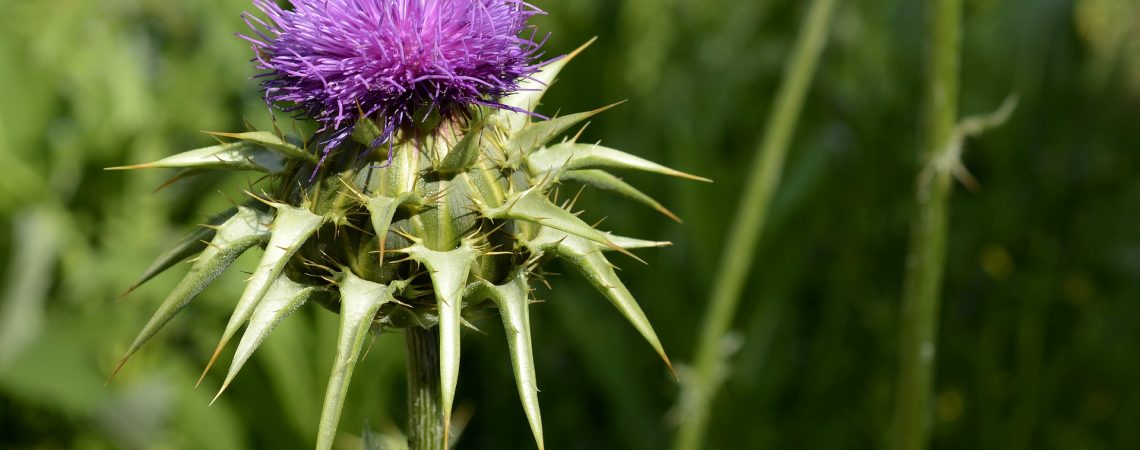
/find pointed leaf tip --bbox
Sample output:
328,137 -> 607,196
527,142 -> 711,183
604,233 -> 673,250
500,38 -> 598,133
119,207 -> 241,299
465,271 -> 544,449
405,243 -> 479,446
504,104 -> 621,158
437,121 -> 485,174
199,205 -> 325,385
106,142 -> 287,173
204,130 -> 317,164
215,277 -> 320,402
560,169 -> 682,223
484,189 -> 643,263
351,115 -> 384,147
111,206 -> 272,382
526,230 -> 671,370
316,272 -> 397,450
366,192 -> 417,265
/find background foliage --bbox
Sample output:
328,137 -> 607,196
2,0 -> 1138,449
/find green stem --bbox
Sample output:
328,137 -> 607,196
889,0 -> 961,449
406,327 -> 445,450
672,1 -> 836,449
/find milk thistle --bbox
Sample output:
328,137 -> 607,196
111,1 -> 707,449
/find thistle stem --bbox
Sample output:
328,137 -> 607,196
672,1 -> 836,449
889,0 -> 961,449
406,327 -> 445,450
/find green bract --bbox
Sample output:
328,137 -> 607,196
111,42 -> 708,450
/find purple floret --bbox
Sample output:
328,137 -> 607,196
243,0 -> 546,158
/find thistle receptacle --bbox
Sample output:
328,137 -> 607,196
110,1 -> 709,449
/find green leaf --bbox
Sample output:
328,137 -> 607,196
527,142 -> 711,182
352,116 -> 384,147
480,188 -> 640,262
465,270 -> 544,450
316,272 -> 400,450
529,221 -> 670,252
403,241 -> 479,444
525,229 -> 673,374
365,192 -> 416,265
499,38 -> 596,133
206,130 -> 318,164
378,135 -> 422,197
120,207 -> 239,298
601,233 -> 672,251
106,142 -> 286,173
559,169 -> 681,223
436,123 -> 484,174
503,104 -> 620,158
110,206 -> 272,380
200,205 -> 326,384
213,276 -> 325,402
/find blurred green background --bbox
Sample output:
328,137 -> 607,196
1,0 -> 1138,448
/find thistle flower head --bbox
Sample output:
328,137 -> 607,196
244,0 -> 545,150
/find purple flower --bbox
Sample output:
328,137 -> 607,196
243,0 -> 546,155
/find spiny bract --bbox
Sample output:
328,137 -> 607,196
111,15 -> 707,450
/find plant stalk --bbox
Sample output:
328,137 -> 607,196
672,0 -> 836,449
406,327 -> 445,450
889,0 -> 961,449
